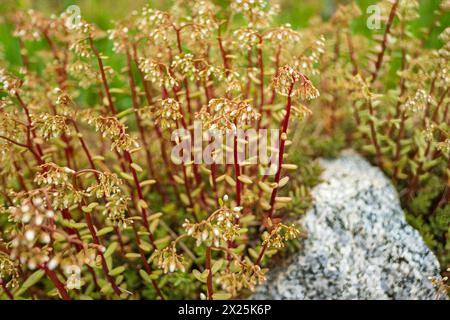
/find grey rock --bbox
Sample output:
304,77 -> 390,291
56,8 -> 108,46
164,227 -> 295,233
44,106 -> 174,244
253,150 -> 445,300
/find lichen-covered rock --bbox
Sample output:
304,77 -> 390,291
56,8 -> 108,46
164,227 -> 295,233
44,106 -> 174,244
253,151 -> 445,300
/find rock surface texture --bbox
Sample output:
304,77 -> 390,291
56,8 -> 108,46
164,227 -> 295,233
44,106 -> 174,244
253,151 -> 445,300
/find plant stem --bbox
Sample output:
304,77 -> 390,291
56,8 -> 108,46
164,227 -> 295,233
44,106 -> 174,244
130,222 -> 165,299
392,111 -> 407,181
209,136 -> 220,205
15,93 -> 44,158
257,37 -> 265,123
205,246 -> 214,300
89,37 -> 116,115
371,0 -> 399,84
255,242 -> 267,266
234,129 -> 242,207
267,83 -> 294,218
41,266 -> 71,300
83,209 -> 122,296
346,32 -> 358,76
218,27 -> 230,77
256,84 -> 295,266
125,48 -> 166,200
245,49 -> 253,99
123,150 -> 157,245
367,98 -> 384,167
0,135 -> 43,165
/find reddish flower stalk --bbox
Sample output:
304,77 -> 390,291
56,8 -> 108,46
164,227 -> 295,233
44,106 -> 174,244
269,45 -> 282,105
134,101 -> 183,204
383,28 -> 405,146
71,121 -> 126,253
83,208 -> 122,296
132,47 -> 182,200
218,27 -> 230,77
255,242 -> 267,266
171,123 -> 198,221
392,111 -> 407,182
387,47 -> 407,137
267,83 -> 294,219
153,125 -> 182,200
245,49 -> 253,99
125,48 -> 166,200
131,45 -> 154,107
0,135 -> 43,165
173,27 -> 193,119
46,205 -> 102,292
74,125 -> 163,297
346,32 -> 358,77
41,265 -> 71,300
346,31 -> 361,126
431,88 -> 449,123
15,113 -> 106,296
59,208 -> 101,291
234,129 -> 242,207
42,30 -> 67,90
256,83 -> 294,266
205,246 -> 214,300
367,99 -> 384,167
15,93 -> 44,158
171,87 -> 206,204
88,41 -> 160,257
123,150 -> 158,244
257,37 -> 265,127
371,0 -> 399,84
209,137 -> 220,205
130,222 -> 165,299
328,30 -> 341,133
89,37 -> 116,115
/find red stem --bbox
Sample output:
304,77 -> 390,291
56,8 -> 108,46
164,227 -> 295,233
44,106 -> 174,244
41,266 -> 71,300
256,83 -> 296,266
234,130 -> 242,207
218,27 -> 230,77
257,38 -> 265,123
123,150 -> 157,245
371,0 -> 399,84
367,99 -> 384,167
269,45 -> 281,105
15,93 -> 44,158
130,223 -> 165,299
89,37 -> 116,115
267,83 -> 294,218
84,210 -> 122,296
205,246 -> 214,300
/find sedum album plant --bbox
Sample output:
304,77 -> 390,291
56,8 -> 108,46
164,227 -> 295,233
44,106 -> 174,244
0,0 -> 320,300
0,0 -> 448,299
